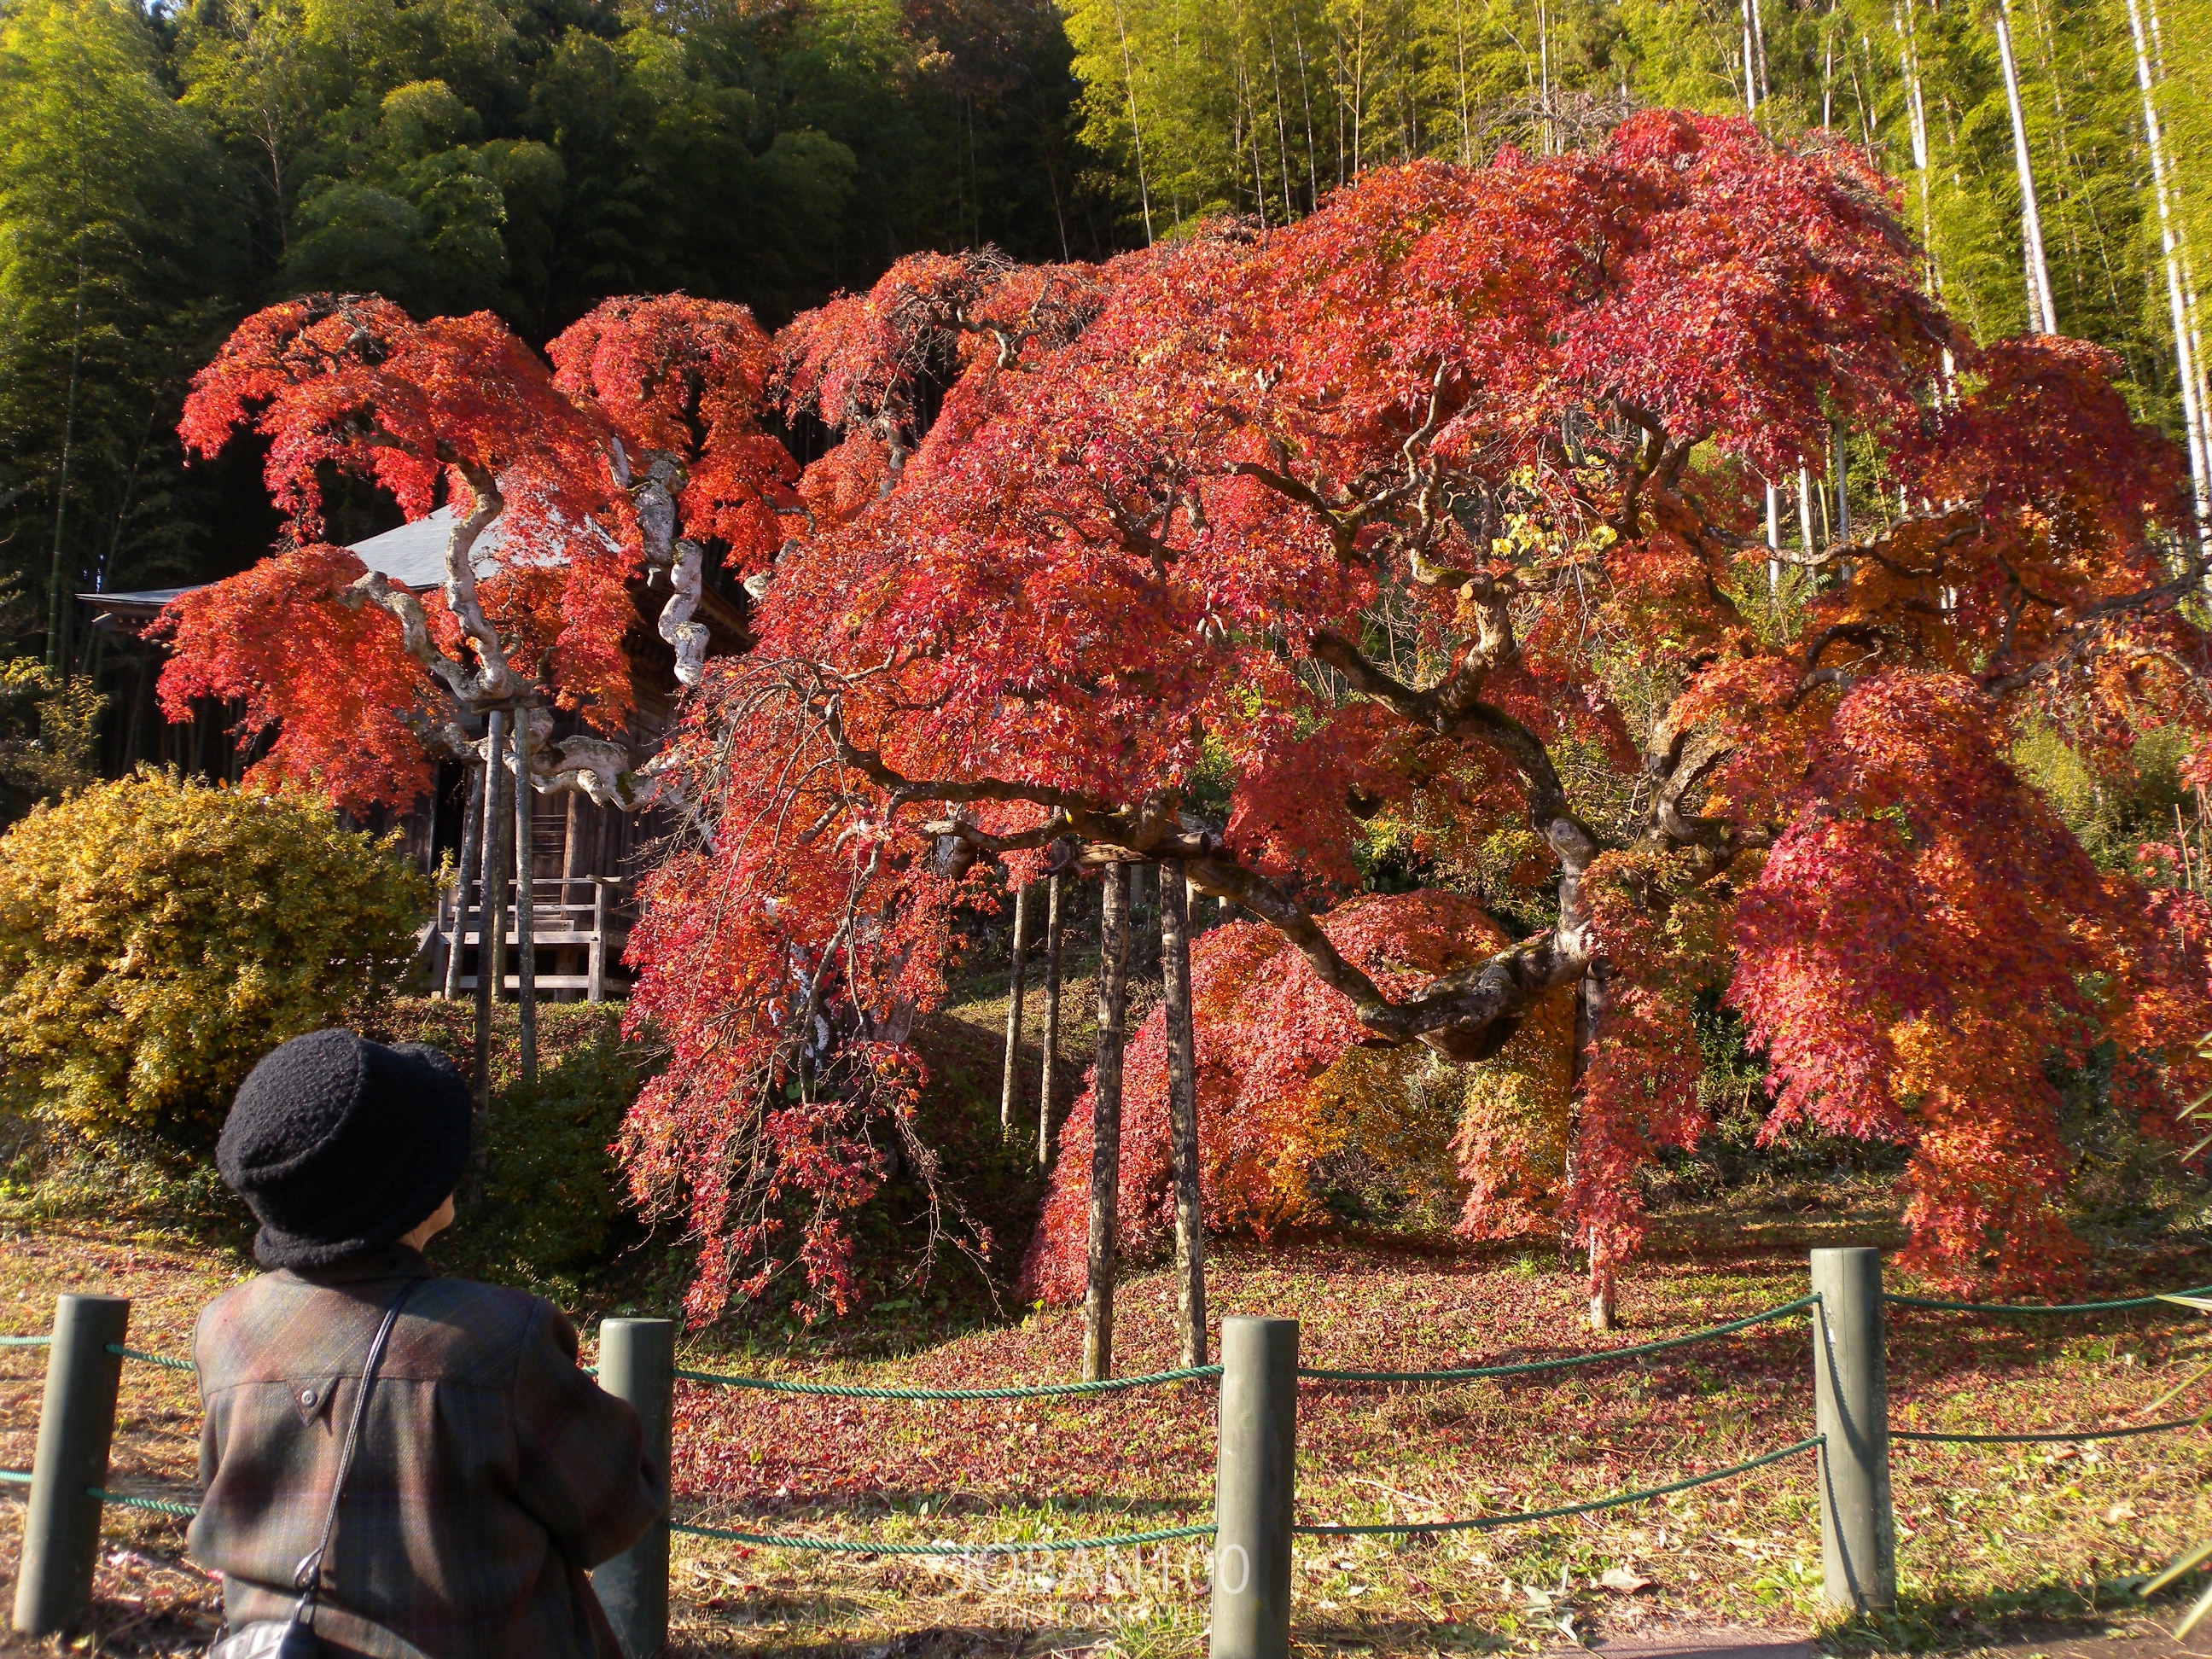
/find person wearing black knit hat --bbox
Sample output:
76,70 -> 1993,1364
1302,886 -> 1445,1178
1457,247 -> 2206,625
217,1027 -> 473,1268
188,1028 -> 662,1659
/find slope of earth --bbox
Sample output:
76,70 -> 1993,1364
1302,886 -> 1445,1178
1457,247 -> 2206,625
3,1222 -> 2210,1657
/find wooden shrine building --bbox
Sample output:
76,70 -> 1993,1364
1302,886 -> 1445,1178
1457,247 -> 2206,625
79,512 -> 749,1000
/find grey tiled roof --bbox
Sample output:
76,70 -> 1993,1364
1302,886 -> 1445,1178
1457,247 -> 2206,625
82,508 -> 510,611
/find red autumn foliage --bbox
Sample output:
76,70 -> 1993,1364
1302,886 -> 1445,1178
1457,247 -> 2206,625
158,112 -> 2212,1317
1022,891 -> 1508,1303
160,292 -> 790,808
624,108 -> 2212,1321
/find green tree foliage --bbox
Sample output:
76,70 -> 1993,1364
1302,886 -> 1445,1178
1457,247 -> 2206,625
0,657 -> 105,823
0,0 -> 236,671
0,0 -> 1100,687
0,770 -> 430,1152
359,998 -> 651,1289
1067,0 -> 2197,445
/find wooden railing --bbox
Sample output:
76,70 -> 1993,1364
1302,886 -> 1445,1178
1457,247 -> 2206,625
433,875 -> 634,1001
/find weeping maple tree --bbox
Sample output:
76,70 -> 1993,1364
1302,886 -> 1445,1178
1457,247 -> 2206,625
155,291 -> 795,1079
162,291 -> 792,810
625,109 -> 2212,1331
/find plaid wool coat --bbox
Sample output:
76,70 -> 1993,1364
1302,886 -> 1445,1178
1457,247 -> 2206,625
188,1246 -> 662,1659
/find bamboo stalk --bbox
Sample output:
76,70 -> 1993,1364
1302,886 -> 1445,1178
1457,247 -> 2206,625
1994,0 -> 2058,334
2125,0 -> 2212,532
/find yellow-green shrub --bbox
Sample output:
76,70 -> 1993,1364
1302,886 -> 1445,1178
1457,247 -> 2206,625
0,769 -> 431,1150
0,656 -> 103,824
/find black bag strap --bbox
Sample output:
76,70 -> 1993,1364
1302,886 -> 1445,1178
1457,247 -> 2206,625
287,1278 -> 420,1624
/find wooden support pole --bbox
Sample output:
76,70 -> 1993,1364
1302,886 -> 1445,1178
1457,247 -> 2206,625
12,1295 -> 129,1637
1160,857 -> 1207,1369
589,879 -> 610,1004
999,880 -> 1031,1135
1083,864 -> 1130,1382
1209,1317 -> 1298,1659
474,709 -> 509,1108
442,755 -> 486,1004
1812,1247 -> 1895,1610
593,1318 -> 674,1657
512,712 -> 537,1084
1037,871 -> 1064,1166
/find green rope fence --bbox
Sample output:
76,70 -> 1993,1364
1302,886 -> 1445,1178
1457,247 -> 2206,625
106,1343 -> 196,1372
2,1470 -> 31,1485
673,1364 -> 1220,1400
1886,1284 -> 2212,1315
1296,1295 -> 1820,1383
90,1487 -> 201,1519
1895,1417 -> 2207,1445
667,1436 -> 1831,1555
670,1518 -> 1217,1554
1,1335 -> 51,1347
1291,1435 -> 1826,1537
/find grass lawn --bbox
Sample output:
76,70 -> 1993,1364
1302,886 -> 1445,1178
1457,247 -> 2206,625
4,1214 -> 2211,1656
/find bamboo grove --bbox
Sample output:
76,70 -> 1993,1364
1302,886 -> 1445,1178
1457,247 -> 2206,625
1065,0 -> 2212,480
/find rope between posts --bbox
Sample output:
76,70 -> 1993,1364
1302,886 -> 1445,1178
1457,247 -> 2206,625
1,1469 -> 31,1485
1297,1295 -> 1821,1383
670,1519 -> 1216,1553
1885,1284 -> 2212,1314
105,1344 -> 196,1372
673,1364 -> 1221,1400
89,1487 -> 201,1518
1894,1417 -> 2208,1445
0,1335 -> 50,1347
1293,1435 -> 1827,1536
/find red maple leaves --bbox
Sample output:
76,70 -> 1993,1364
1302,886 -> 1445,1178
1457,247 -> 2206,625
168,112 -> 2212,1317
160,292 -> 793,805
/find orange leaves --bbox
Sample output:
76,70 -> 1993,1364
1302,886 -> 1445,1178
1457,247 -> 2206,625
1451,985 -> 1578,1243
613,115 -> 2212,1317
547,294 -> 795,575
1022,891 -> 1509,1304
1728,671 -> 2212,1290
153,546 -> 438,812
169,292 -> 801,812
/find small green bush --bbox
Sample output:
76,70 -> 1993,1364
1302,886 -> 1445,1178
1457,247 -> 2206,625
358,998 -> 655,1292
0,769 -> 430,1152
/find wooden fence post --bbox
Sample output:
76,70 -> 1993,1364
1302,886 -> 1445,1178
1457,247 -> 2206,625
1210,1316 -> 1298,1659
593,1318 -> 675,1658
1811,1247 -> 1895,1610
588,879 -> 610,1004
998,879 -> 1031,1135
12,1295 -> 129,1636
512,710 -> 537,1084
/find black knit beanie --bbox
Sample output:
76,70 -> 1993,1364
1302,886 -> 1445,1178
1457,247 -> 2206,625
218,1028 -> 471,1270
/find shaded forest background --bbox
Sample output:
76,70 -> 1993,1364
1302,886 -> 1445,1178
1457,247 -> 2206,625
5,0 -> 2211,726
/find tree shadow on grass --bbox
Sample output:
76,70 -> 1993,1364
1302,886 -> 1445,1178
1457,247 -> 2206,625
1817,1573 -> 2193,1655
